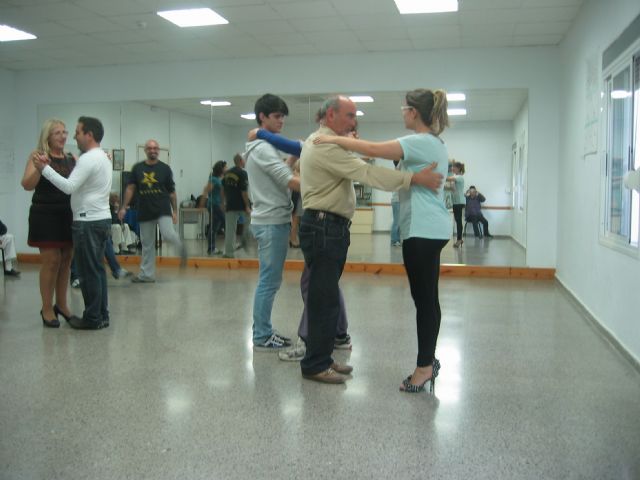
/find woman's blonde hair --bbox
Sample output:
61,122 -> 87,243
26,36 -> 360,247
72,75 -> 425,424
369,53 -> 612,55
37,118 -> 66,156
405,89 -> 450,135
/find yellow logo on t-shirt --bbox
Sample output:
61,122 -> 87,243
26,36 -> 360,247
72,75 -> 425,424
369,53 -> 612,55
142,172 -> 158,189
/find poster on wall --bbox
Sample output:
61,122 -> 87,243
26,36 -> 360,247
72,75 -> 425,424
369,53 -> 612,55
584,53 -> 600,157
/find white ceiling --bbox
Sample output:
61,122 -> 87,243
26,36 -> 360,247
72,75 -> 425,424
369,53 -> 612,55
1,0 -> 578,123
139,88 -> 528,126
0,0 -> 583,72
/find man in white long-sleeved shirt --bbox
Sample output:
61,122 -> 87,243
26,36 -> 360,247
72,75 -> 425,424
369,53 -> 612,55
34,116 -> 112,330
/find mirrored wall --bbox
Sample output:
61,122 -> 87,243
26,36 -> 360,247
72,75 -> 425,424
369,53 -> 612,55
37,88 -> 528,267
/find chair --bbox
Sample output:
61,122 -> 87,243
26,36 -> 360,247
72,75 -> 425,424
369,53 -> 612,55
463,220 -> 483,238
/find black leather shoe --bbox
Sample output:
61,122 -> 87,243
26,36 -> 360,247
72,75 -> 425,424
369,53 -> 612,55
68,315 -> 103,330
4,269 -> 20,277
53,305 -> 72,323
41,310 -> 60,328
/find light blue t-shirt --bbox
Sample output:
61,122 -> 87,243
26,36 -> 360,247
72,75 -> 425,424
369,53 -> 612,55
397,133 -> 452,241
451,174 -> 465,205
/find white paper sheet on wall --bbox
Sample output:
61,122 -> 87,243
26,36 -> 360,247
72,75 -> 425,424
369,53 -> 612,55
584,53 -> 600,158
0,129 -> 15,193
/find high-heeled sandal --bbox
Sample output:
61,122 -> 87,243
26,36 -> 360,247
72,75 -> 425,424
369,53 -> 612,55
53,304 -> 72,323
400,358 -> 441,394
41,310 -> 60,328
453,239 -> 464,248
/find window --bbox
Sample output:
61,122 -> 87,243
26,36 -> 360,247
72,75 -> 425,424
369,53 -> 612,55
601,47 -> 640,252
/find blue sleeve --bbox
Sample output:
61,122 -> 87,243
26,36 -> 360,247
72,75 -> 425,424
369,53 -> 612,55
256,129 -> 302,157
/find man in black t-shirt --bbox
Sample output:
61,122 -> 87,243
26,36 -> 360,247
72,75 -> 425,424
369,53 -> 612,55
222,153 -> 252,258
118,139 -> 187,282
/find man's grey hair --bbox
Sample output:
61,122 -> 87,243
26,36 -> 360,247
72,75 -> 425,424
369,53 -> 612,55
315,95 -> 343,123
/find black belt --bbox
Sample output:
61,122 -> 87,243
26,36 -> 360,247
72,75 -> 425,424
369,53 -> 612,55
305,209 -> 351,226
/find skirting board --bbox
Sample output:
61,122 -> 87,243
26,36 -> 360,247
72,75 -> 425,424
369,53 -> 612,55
555,275 -> 640,374
17,253 -> 554,279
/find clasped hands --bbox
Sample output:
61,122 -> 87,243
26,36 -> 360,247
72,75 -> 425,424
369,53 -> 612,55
31,152 -> 50,172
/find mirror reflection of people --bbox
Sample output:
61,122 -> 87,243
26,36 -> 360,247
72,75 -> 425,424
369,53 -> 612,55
21,119 -> 75,328
390,160 -> 401,247
118,139 -> 187,282
221,153 -> 251,258
109,192 -> 137,254
312,89 -> 450,392
464,186 -> 493,238
199,160 -> 227,255
447,161 -> 465,248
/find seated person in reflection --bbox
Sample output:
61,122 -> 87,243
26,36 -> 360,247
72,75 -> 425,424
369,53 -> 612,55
464,185 -> 493,238
109,193 -> 137,253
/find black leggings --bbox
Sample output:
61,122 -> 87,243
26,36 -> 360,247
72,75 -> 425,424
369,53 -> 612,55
452,204 -> 464,240
402,237 -> 448,367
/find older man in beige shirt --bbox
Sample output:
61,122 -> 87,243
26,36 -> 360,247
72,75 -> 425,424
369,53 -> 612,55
299,95 -> 442,384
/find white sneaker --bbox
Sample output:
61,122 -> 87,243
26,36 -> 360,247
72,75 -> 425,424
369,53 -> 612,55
253,333 -> 290,351
71,279 -> 80,288
278,338 -> 306,361
116,269 -> 132,279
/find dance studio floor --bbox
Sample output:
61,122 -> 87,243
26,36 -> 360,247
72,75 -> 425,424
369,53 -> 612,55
0,265 -> 638,479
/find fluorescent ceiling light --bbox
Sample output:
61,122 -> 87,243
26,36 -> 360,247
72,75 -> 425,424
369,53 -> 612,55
349,96 -> 374,103
394,0 -> 458,14
448,108 -> 466,116
356,110 -> 364,116
241,113 -> 256,120
157,8 -> 228,27
446,92 -> 465,101
200,100 -> 231,106
611,90 -> 632,99
0,25 -> 36,42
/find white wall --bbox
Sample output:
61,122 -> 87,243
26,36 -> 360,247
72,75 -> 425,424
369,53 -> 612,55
8,46 -> 560,266
512,100 -> 529,246
0,68 -> 17,231
557,0 -> 640,362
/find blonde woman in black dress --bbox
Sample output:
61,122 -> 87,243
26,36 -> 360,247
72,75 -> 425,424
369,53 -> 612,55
21,119 -> 76,328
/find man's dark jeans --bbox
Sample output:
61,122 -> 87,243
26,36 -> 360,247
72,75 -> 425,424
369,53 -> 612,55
299,210 -> 350,376
72,219 -> 111,326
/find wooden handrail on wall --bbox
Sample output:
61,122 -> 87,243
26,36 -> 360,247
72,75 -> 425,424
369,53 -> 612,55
371,203 -> 513,210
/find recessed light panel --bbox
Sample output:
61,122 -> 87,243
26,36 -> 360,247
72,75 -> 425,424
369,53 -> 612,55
241,113 -> 256,120
349,96 -> 374,103
0,25 -> 36,42
200,100 -> 231,106
448,108 -> 467,116
394,0 -> 458,14
356,110 -> 364,116
157,8 -> 229,27
446,92 -> 466,101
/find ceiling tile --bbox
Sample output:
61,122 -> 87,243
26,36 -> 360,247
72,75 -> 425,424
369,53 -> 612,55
330,0 -> 396,16
361,39 -> 414,52
270,1 -> 338,19
291,16 -> 349,32
214,5 -> 281,23
251,32 -> 308,46
407,25 -> 461,39
55,16 -> 127,34
514,21 -> 572,36
74,0 -> 149,16
343,13 -> 405,30
270,43 -> 318,55
233,19 -> 297,35
354,28 -> 410,42
512,34 -> 563,46
411,36 -> 461,49
460,35 -> 514,48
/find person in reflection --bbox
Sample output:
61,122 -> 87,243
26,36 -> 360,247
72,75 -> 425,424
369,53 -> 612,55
447,161 -> 466,247
221,153 -> 251,258
302,95 -> 443,385
198,160 -> 227,255
0,219 -> 20,277
109,192 -> 137,254
245,94 -> 300,350
313,90 -> 450,392
465,186 -> 493,238
118,139 -> 187,282
33,116 -> 112,330
22,119 -> 75,327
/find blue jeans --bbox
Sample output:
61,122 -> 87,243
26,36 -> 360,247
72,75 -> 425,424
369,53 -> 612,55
207,204 -> 225,251
298,210 -> 350,376
72,219 -> 111,325
251,223 -> 290,344
71,237 -> 121,281
390,201 -> 401,244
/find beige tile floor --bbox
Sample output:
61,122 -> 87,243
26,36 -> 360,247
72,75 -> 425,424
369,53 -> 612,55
0,265 -> 638,479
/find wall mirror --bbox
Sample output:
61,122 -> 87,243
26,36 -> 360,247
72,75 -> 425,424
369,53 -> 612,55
37,87 -> 528,267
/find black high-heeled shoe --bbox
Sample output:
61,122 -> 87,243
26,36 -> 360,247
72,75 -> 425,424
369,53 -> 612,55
41,310 -> 60,328
400,358 -> 441,394
54,305 -> 72,323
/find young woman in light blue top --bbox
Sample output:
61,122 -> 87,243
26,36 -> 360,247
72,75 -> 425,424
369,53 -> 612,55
314,88 -> 451,394
447,161 -> 466,247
